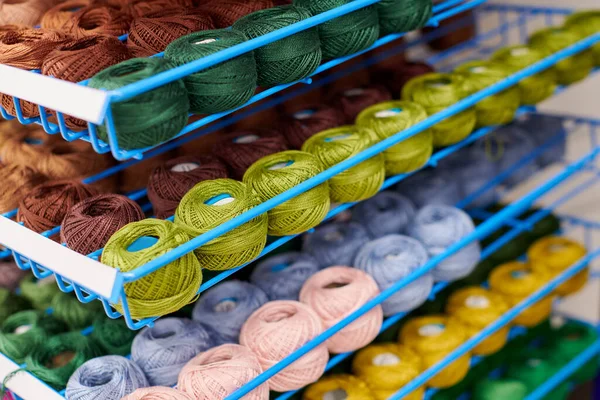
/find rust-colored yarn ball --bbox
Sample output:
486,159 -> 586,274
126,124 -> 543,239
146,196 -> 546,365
17,180 -> 97,234
279,104 -> 346,149
325,56 -> 372,94
194,0 -> 275,28
230,93 -> 280,131
213,129 -> 289,179
147,154 -> 229,219
0,24 -> 29,38
331,85 -> 392,123
64,4 -> 132,38
125,0 -> 193,18
119,152 -> 172,193
61,194 -> 145,255
41,0 -> 90,29
0,164 -> 46,214
0,0 -> 56,27
0,123 -> 59,153
278,86 -> 324,115
127,13 -> 214,57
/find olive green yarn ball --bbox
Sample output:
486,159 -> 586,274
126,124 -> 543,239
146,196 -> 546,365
89,58 -> 190,150
243,150 -> 330,236
92,317 -> 137,356
377,0 -> 433,36
564,11 -> 600,66
0,289 -> 31,323
165,29 -> 257,114
356,101 -> 433,175
233,5 -> 322,87
473,378 -> 528,400
293,0 -> 379,60
19,275 -> 60,311
102,219 -> 202,319
51,293 -> 103,330
175,179 -> 268,270
301,125 -> 385,203
402,73 -> 477,147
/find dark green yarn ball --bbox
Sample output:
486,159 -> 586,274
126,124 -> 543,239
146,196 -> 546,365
520,208 -> 561,241
547,321 -> 599,383
0,289 -> 31,323
473,378 -> 528,400
89,58 -> 190,150
91,317 -> 136,356
293,0 -> 379,60
233,5 -> 322,87
165,29 -> 258,114
377,0 -> 433,36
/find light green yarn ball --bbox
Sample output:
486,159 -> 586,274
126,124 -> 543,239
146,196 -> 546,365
564,11 -> 600,66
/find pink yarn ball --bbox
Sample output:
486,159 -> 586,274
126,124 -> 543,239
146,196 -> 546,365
239,300 -> 329,392
121,387 -> 193,400
178,343 -> 269,400
299,266 -> 383,354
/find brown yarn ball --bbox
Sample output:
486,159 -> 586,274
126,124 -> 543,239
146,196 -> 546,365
125,0 -> 192,18
0,24 -> 29,38
194,0 -> 274,28
127,13 -> 214,57
331,84 -> 392,123
0,164 -> 46,214
279,104 -> 345,149
0,123 -> 59,152
147,154 -> 229,219
324,53 -> 371,94
0,0 -> 56,27
41,0 -> 90,29
118,152 -> 172,193
213,129 -> 289,179
230,92 -> 279,131
61,194 -> 145,255
41,35 -> 132,130
17,180 -> 97,234
278,85 -> 324,115
64,4 -> 132,38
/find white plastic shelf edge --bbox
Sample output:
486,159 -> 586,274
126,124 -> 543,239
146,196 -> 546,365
0,354 -> 64,400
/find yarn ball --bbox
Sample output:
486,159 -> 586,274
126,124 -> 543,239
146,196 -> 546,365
293,0 -> 379,60
0,0 -> 55,26
165,29 -> 257,114
0,164 -> 46,214
239,300 -> 329,392
101,219 -> 202,319
17,180 -> 97,234
64,5 -> 132,38
92,317 -> 137,356
0,261 -> 28,291
331,85 -> 393,123
356,101 -> 433,175
178,343 -> 269,400
376,0 -> 433,36
132,318 -> 221,387
392,61 -> 436,94
402,73 -> 477,147
354,234 -> 433,316
303,221 -> 370,268
88,58 -> 190,151
232,5 -> 322,87
515,113 -> 566,168
66,356 -> 149,400
548,321 -> 599,383
352,191 -> 416,238
18,275 -> 60,311
195,0 -> 275,28
395,168 -> 461,208
0,289 -> 31,324
352,343 -> 423,400
301,125 -> 385,202
51,292 -> 103,330
564,10 -> 600,66
300,266 -> 383,353
250,252 -> 320,301
303,374 -> 376,400
473,379 -> 528,400
505,350 -> 562,395
119,152 -> 171,193
407,205 -> 481,282
147,154 -> 229,219
191,280 -> 268,343
123,0 -> 193,19
212,129 -> 289,180
243,150 -> 330,236
279,104 -> 346,149
122,387 -> 193,400
174,178 -> 268,270
61,194 -> 145,255
41,0 -> 90,30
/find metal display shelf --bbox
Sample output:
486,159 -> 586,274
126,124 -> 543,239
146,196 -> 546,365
0,0 -> 485,161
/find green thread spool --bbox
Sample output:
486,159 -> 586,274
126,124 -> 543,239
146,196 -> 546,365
0,289 -> 31,323
25,332 -> 103,390
102,219 -> 202,319
0,311 -> 67,364
491,45 -> 558,105
91,317 -> 137,356
548,321 -> 599,383
232,5 -> 322,87
564,11 -> 600,66
301,125 -> 385,202
355,101 -> 433,175
175,179 -> 268,269
19,275 -> 60,311
454,61 -> 521,127
473,379 -> 528,400
243,150 -> 330,236
164,30 -> 258,114
376,0 -> 433,36
529,27 -> 594,85
51,293 -> 103,330
88,58 -> 190,150
506,351 -> 569,400
293,0 -> 379,60
401,73 -> 477,147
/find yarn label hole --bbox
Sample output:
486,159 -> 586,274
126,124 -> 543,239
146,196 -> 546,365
511,270 -> 529,279
323,281 -> 349,289
418,323 -> 445,337
527,358 -> 542,367
426,78 -> 452,88
324,133 -> 352,142
267,160 -> 294,171
549,244 -> 567,252
193,38 -> 218,45
215,298 -> 237,313
49,351 -> 76,368
24,137 -> 43,145
171,163 -> 200,172
270,263 -> 290,272
265,308 -> 296,323
511,47 -> 530,56
343,88 -> 365,96
127,236 -> 160,252
375,108 -> 403,118
293,109 -> 315,120
372,353 -> 401,366
206,194 -> 235,206
323,389 -> 348,400
465,295 -> 490,309
234,134 -> 260,144
470,66 -> 488,74
13,324 -> 32,335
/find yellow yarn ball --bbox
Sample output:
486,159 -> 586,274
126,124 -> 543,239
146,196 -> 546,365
488,261 -> 554,327
446,287 -> 510,356
303,374 -> 376,400
564,10 -> 600,66
243,150 -> 330,236
174,178 -> 268,270
454,60 -> 521,127
527,236 -> 588,296
355,101 -> 433,175
401,73 -> 477,147
399,315 -> 471,388
301,125 -> 385,203
352,343 -> 424,400
101,219 -> 202,319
